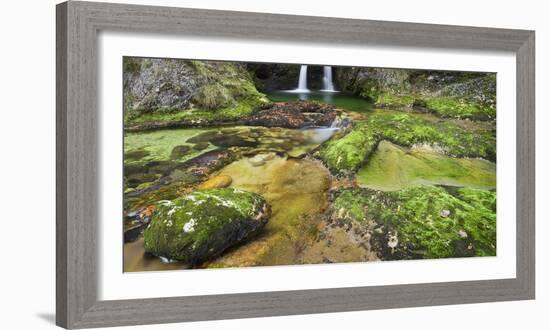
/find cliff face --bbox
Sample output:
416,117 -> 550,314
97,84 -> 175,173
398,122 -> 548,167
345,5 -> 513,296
123,57 -> 268,116
335,67 -> 496,120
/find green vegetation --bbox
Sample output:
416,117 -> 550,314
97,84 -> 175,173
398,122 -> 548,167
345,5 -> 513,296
317,123 -> 378,174
376,92 -> 416,108
125,99 -> 263,127
124,59 -> 270,128
424,97 -> 496,120
332,186 -> 496,259
143,188 -> 270,264
318,111 -> 496,175
338,67 -> 496,121
331,189 -> 368,223
189,60 -> 269,110
123,60 -> 498,270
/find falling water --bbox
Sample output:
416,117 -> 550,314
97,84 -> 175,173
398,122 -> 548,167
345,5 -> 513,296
322,66 -> 336,92
294,65 -> 309,92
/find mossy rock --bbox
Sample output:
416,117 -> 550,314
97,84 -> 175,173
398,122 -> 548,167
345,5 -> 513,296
125,149 -> 150,161
317,123 -> 378,174
331,186 -> 496,260
187,131 -> 221,144
337,67 -> 496,121
143,188 -> 271,264
421,97 -> 495,120
170,145 -> 192,159
192,142 -> 210,150
317,111 -> 496,175
124,58 -> 271,129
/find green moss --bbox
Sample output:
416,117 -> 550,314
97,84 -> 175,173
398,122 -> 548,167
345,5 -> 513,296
143,188 -> 270,264
332,186 -> 496,259
366,111 -> 496,160
123,57 -> 141,74
332,189 -> 368,223
318,111 -> 496,175
356,141 -> 496,191
190,60 -> 269,110
317,123 -> 378,174
456,187 -> 497,256
376,93 -> 416,107
424,97 -> 496,120
125,60 -> 271,127
124,99 -> 265,127
344,68 -> 496,121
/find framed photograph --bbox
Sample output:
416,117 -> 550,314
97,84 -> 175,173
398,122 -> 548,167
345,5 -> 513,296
56,1 -> 535,328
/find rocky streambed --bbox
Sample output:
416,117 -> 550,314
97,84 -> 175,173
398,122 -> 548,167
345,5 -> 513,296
123,99 -> 497,272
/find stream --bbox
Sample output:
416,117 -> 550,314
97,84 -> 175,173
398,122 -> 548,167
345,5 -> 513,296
123,93 -> 496,271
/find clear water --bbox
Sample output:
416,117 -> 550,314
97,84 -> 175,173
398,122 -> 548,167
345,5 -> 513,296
266,91 -> 373,113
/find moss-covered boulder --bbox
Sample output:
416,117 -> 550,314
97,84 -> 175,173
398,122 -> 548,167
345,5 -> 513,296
330,186 -> 496,259
124,58 -> 270,129
143,188 -> 271,264
317,123 -> 378,175
316,111 -> 496,175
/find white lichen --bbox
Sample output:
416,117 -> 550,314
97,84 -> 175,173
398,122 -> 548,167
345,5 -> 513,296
388,232 -> 399,254
183,218 -> 196,233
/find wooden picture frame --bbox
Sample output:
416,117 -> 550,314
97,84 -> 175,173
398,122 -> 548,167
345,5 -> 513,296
56,1 -> 535,328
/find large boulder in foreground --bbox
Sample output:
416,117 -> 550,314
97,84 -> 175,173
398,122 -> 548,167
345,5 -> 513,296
143,188 -> 271,264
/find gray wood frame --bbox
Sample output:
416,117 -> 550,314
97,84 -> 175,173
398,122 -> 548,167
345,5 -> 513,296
56,1 -> 535,328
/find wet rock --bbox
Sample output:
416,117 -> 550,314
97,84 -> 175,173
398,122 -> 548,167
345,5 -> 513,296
170,145 -> 191,159
124,58 -> 267,116
143,188 -> 271,264
187,131 -> 221,144
246,101 -> 336,128
166,149 -> 238,184
330,116 -> 353,132
124,162 -> 146,176
192,142 -> 209,150
209,134 -> 258,148
146,160 -> 177,175
125,149 -> 150,161
198,175 -> 233,190
126,172 -> 160,188
248,155 -> 266,167
124,205 -> 155,242
124,223 -> 145,242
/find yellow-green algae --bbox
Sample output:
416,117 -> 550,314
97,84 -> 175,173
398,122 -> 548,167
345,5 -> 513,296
124,127 -> 217,165
206,156 -> 331,267
356,141 -> 496,191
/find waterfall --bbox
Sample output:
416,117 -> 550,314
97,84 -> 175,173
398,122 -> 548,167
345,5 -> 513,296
294,65 -> 309,92
322,66 -> 335,92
